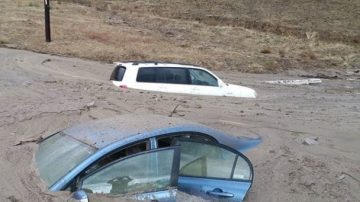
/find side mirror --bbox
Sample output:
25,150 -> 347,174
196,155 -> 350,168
219,81 -> 226,88
71,190 -> 88,202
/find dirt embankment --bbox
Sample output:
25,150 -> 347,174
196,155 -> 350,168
0,48 -> 359,201
0,0 -> 359,72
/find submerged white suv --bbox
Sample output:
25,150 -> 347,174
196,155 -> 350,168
110,61 -> 257,98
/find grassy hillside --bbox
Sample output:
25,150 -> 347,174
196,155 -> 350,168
69,0 -> 360,44
0,0 -> 359,72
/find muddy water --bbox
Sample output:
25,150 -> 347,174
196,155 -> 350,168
0,48 -> 359,201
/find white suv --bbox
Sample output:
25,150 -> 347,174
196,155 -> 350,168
110,61 -> 257,98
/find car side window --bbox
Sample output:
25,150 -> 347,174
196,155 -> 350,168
84,141 -> 149,175
233,156 -> 251,180
175,139 -> 252,180
189,69 -> 218,86
157,133 -> 216,148
137,67 -> 190,84
137,67 -> 157,82
160,68 -> 189,84
80,148 -> 179,195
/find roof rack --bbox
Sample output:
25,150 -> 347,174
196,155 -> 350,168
118,61 -> 158,65
118,61 -> 201,67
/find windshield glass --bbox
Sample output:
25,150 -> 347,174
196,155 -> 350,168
36,132 -> 97,186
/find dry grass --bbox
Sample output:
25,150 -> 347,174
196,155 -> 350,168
0,0 -> 359,72
260,48 -> 272,54
85,31 -> 111,44
299,50 -> 317,60
278,50 -> 285,58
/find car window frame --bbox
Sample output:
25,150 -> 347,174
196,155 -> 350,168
72,132 -> 215,185
77,146 -> 181,195
66,139 -> 150,191
173,138 -> 254,183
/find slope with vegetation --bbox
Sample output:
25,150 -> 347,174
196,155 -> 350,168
0,0 -> 359,72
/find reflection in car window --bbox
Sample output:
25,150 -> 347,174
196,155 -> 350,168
233,156 -> 251,180
189,69 -> 218,86
136,67 -> 156,82
36,132 -> 96,186
178,140 -> 236,179
158,67 -> 190,84
137,67 -> 190,84
81,149 -> 175,195
157,133 -> 216,148
85,141 -> 149,175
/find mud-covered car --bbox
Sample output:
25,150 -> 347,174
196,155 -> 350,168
110,61 -> 257,98
36,114 -> 260,201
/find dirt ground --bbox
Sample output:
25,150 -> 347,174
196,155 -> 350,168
0,47 -> 359,201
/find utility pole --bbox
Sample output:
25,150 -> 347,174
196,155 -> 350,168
44,0 -> 51,42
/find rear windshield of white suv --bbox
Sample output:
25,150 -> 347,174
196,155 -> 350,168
110,66 -> 126,81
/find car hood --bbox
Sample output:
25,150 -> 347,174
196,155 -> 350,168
223,84 -> 257,98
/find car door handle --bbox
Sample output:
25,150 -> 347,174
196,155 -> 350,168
206,188 -> 234,197
192,87 -> 200,90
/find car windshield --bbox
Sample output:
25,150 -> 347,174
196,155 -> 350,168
36,132 -> 97,186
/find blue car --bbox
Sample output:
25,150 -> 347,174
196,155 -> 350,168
36,114 -> 260,201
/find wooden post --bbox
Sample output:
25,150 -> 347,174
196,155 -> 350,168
44,0 -> 51,42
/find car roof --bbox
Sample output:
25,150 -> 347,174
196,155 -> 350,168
64,114 -> 193,148
63,114 -> 261,152
116,61 -> 205,69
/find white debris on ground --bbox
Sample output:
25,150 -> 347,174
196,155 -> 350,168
86,101 -> 96,109
265,79 -> 322,85
302,137 -> 319,145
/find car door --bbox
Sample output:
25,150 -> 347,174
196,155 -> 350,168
77,147 -> 180,202
134,67 -> 165,92
157,67 -> 193,94
188,69 -> 223,96
175,139 -> 253,202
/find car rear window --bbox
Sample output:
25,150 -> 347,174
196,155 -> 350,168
110,66 -> 126,81
136,67 -> 190,84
